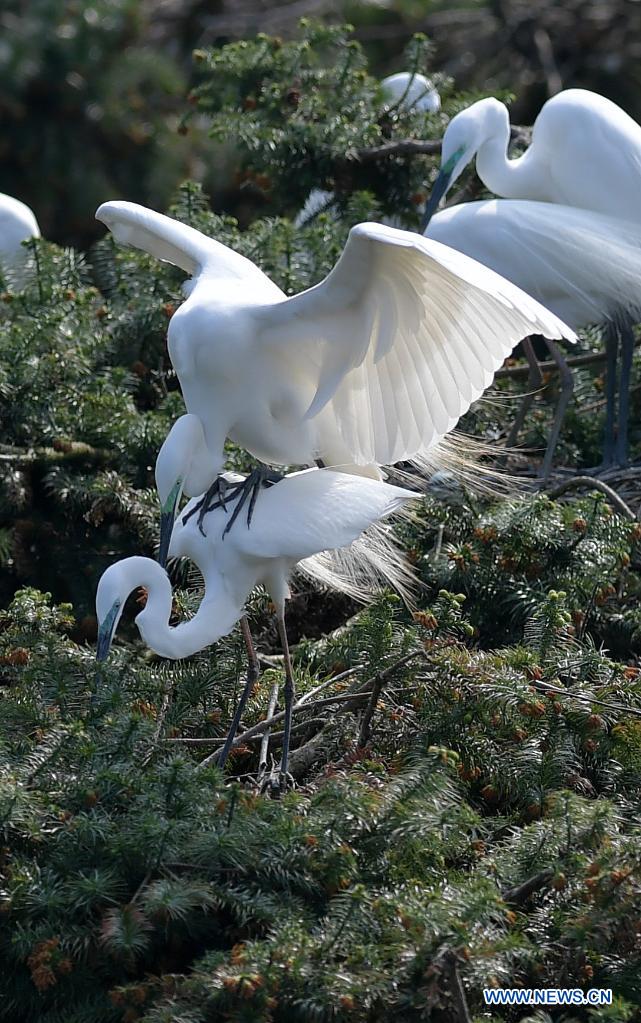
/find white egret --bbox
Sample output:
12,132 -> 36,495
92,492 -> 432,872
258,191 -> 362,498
96,201 -> 575,553
0,193 -> 40,283
422,89 -> 641,224
96,467 -> 417,787
381,72 -> 440,113
424,199 -> 641,474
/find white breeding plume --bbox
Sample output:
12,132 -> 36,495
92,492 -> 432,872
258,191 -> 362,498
424,199 -> 641,330
425,199 -> 641,471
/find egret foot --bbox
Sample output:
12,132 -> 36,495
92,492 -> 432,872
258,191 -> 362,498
262,767 -> 294,799
182,464 -> 284,537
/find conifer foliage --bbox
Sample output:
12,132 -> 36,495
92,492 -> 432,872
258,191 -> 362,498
1,19 -> 641,1023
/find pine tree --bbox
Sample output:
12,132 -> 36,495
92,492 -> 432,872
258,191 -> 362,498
1,18 -> 641,1023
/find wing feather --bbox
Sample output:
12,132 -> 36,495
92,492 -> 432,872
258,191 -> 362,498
255,222 -> 575,465
96,200 -> 278,290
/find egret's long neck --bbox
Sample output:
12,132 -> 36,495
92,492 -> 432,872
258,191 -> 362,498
475,130 -> 547,201
137,568 -> 247,661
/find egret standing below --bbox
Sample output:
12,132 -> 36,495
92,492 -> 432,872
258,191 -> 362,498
96,467 -> 417,789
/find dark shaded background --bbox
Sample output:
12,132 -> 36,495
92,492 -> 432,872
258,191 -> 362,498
2,0 -> 639,248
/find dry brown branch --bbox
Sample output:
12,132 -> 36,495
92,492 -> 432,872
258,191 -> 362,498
545,476 -> 636,521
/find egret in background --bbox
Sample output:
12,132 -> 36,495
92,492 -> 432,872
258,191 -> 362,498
96,467 -> 417,789
0,193 -> 40,284
424,200 -> 641,475
97,201 -> 575,557
295,72 -> 440,227
423,88 -> 641,474
381,72 -> 440,113
422,89 -> 641,223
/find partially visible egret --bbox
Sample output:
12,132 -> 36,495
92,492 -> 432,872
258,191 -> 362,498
96,201 -> 575,557
422,89 -> 641,225
295,72 -> 440,227
0,193 -> 40,283
381,72 -> 441,113
96,467 -> 417,788
424,199 -> 641,474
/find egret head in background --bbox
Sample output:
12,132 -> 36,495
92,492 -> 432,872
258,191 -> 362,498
422,98 -> 508,228
381,72 -> 441,114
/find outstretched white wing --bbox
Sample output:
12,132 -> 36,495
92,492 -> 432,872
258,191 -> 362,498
255,222 -> 576,465
96,200 -> 275,288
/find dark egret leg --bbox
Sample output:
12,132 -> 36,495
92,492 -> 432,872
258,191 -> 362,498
614,319 -> 635,468
276,607 -> 296,793
217,617 -> 260,770
504,337 -> 544,451
540,339 -> 574,483
601,320 -> 619,469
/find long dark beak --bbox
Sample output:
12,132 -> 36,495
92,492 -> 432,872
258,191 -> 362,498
158,481 -> 181,569
158,510 -> 175,569
96,620 -> 115,662
421,167 -> 453,231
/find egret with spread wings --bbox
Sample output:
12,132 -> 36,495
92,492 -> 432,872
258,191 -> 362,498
96,201 -> 575,551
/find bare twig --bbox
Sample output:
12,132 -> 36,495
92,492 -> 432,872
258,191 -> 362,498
502,867 -> 554,905
349,126 -> 529,165
259,679 -> 279,777
495,351 -> 606,379
297,665 -> 363,705
443,951 -> 473,1023
545,476 -> 636,521
532,680 -> 641,720
358,676 -> 388,748
197,650 -> 426,770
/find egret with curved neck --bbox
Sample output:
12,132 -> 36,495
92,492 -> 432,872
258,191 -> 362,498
423,89 -> 641,226
97,467 -> 417,788
423,88 -> 641,473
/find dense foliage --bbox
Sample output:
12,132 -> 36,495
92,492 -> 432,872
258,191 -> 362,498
2,18 -> 641,1023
